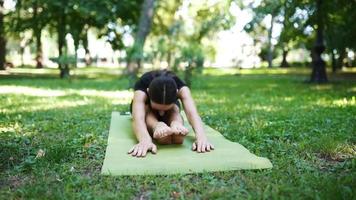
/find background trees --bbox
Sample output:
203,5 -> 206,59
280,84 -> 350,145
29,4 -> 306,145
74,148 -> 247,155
0,0 -> 6,70
243,0 -> 355,82
0,0 -> 355,82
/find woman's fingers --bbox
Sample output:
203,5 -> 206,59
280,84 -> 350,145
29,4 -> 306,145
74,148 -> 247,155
141,147 -> 147,157
206,144 -> 211,152
150,144 -> 157,154
137,147 -> 143,157
131,146 -> 139,156
201,142 -> 207,153
197,142 -> 202,152
192,142 -> 197,151
128,145 -> 136,154
192,141 -> 215,153
129,143 -> 158,157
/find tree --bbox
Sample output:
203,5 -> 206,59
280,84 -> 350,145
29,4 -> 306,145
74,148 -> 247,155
148,0 -> 234,82
276,0 -> 310,68
126,0 -> 156,86
5,0 -> 48,68
47,0 -> 70,78
96,0 -> 143,64
31,0 -> 46,68
309,0 -> 327,83
45,0 -> 142,78
323,0 -> 356,72
0,0 -> 5,70
149,0 -> 183,70
244,0 -> 283,68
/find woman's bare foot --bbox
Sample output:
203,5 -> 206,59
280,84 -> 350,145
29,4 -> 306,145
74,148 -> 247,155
153,122 -> 173,139
170,121 -> 189,136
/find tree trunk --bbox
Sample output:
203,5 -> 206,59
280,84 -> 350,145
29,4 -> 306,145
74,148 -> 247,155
73,37 -> 79,68
267,14 -> 275,68
33,1 -> 43,68
74,46 -> 78,68
310,0 -> 328,83
82,30 -> 91,66
331,50 -> 337,73
58,7 -> 69,78
0,0 -> 6,70
35,30 -> 43,68
280,48 -> 289,68
337,48 -> 345,70
20,45 -> 24,67
126,0 -> 156,87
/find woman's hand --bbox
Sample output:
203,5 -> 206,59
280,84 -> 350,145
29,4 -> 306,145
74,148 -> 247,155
192,136 -> 215,153
128,141 -> 157,157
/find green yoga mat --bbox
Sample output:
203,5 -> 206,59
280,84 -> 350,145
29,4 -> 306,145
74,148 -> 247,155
101,112 -> 272,175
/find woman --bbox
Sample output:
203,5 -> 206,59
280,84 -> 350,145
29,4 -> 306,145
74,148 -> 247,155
128,70 -> 214,157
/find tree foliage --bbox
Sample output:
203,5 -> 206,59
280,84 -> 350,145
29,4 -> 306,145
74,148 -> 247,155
244,0 -> 355,72
5,0 -> 142,77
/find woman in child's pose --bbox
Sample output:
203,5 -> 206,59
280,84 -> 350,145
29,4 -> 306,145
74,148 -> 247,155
128,70 -> 214,157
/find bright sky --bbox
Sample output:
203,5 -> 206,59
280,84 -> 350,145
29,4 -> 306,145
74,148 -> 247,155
4,0 -> 15,10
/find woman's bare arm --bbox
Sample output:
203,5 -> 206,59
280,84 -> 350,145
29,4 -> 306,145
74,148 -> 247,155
131,91 -> 151,142
179,87 -> 214,152
179,87 -> 205,137
128,91 -> 157,157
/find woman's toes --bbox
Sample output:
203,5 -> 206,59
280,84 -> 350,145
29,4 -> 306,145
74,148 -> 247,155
153,130 -> 162,139
172,128 -> 179,134
164,128 -> 172,136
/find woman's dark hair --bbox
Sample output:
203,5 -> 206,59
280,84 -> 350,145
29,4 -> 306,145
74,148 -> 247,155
148,71 -> 178,105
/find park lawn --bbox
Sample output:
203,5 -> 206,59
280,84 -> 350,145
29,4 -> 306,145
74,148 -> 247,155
0,68 -> 355,199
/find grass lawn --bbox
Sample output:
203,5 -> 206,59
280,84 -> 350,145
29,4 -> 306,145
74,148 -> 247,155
0,67 -> 355,199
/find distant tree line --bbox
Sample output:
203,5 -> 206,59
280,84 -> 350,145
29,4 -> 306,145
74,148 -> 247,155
0,0 -> 354,84
0,0 -> 234,86
244,0 -> 355,82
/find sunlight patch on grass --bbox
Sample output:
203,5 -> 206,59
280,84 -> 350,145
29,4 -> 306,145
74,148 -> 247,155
0,85 -> 133,104
7,68 -> 58,75
203,68 -> 238,76
314,97 -> 356,107
0,86 -> 66,97
240,68 -> 289,75
335,144 -> 356,158
283,97 -> 294,102
310,85 -> 333,91
3,99 -> 93,114
347,87 -> 356,93
202,67 -> 312,76
0,123 -> 21,134
3,67 -> 123,77
332,97 -> 356,107
76,89 -> 133,103
253,105 -> 279,112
